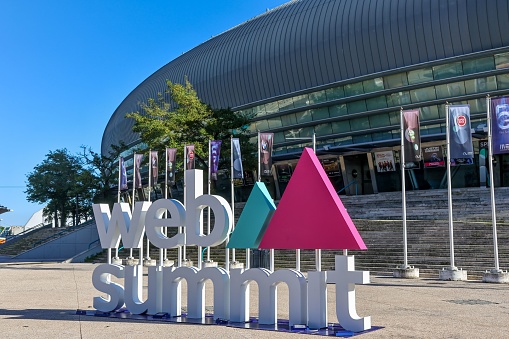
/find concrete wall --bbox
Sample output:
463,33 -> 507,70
15,222 -> 99,261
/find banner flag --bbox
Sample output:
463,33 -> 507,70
260,132 -> 274,176
374,151 -> 396,172
402,109 -> 421,169
210,140 -> 222,180
423,146 -> 445,167
276,164 -> 292,183
150,150 -> 158,185
490,97 -> 509,154
134,154 -> 143,188
449,104 -> 473,159
185,145 -> 195,170
119,157 -> 128,191
232,138 -> 243,179
166,148 -> 177,184
479,140 -> 488,187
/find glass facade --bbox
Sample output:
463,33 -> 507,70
233,51 -> 509,195
236,52 -> 509,157
116,51 -> 509,198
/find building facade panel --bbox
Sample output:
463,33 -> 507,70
103,0 -> 509,199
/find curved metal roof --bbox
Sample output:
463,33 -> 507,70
102,0 -> 509,155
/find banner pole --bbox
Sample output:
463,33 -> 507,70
258,131 -> 261,182
260,132 -> 274,271
312,133 -> 321,271
183,145 -> 187,265
487,95 -> 500,272
116,158 -> 121,260
117,158 -> 122,204
227,137 -> 234,271
146,151 -> 152,263
207,141 -> 211,263
230,141 -> 235,265
131,154 -> 136,260
445,103 -> 456,270
400,108 -> 409,268
164,149 -> 168,263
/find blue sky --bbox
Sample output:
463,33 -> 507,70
0,0 -> 287,227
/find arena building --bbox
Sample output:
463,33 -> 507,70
102,0 -> 509,198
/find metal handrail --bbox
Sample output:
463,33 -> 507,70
201,247 -> 208,261
337,180 -> 358,195
32,219 -> 95,248
88,238 -> 100,249
4,223 -> 47,243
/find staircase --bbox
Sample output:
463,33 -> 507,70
0,222 -> 94,259
23,187 -> 509,280
271,187 -> 509,278
0,225 -> 61,257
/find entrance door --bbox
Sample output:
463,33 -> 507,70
342,154 -> 373,195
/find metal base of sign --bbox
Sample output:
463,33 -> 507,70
162,259 -> 175,267
203,260 -> 218,268
144,258 -> 157,266
111,257 -> 122,265
76,309 -> 383,337
393,266 -> 419,279
125,258 -> 139,266
439,267 -> 468,281
482,270 -> 509,283
229,261 -> 244,269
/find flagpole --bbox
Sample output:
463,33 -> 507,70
156,151 -> 163,266
182,145 -> 187,265
115,158 -> 121,260
146,151 -> 152,263
164,149 -> 168,263
445,103 -> 456,270
133,154 -> 142,267
231,145 -> 236,265
400,108 -> 409,269
258,131 -> 261,182
312,133 -> 321,272
487,95 -> 500,272
226,137 -> 234,271
117,158 -> 122,204
207,141 -> 211,263
131,154 -> 136,261
259,131 -> 275,271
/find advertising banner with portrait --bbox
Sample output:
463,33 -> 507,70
321,158 -> 341,177
166,148 -> 177,184
402,109 -> 421,169
210,140 -> 222,180
490,96 -> 509,154
232,138 -> 243,179
134,153 -> 143,188
374,151 -> 396,172
448,104 -> 473,159
423,146 -> 445,167
119,157 -> 128,190
276,163 -> 292,183
260,132 -> 274,176
150,150 -> 158,184
185,145 -> 195,170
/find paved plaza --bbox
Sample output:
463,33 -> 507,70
0,261 -> 508,338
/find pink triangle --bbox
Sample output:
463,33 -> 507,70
259,148 -> 367,250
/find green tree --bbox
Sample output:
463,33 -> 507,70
127,79 -> 212,168
25,149 -> 95,227
206,107 -> 257,172
126,79 -> 256,177
80,143 -> 127,207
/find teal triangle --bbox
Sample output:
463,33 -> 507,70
227,182 -> 276,249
